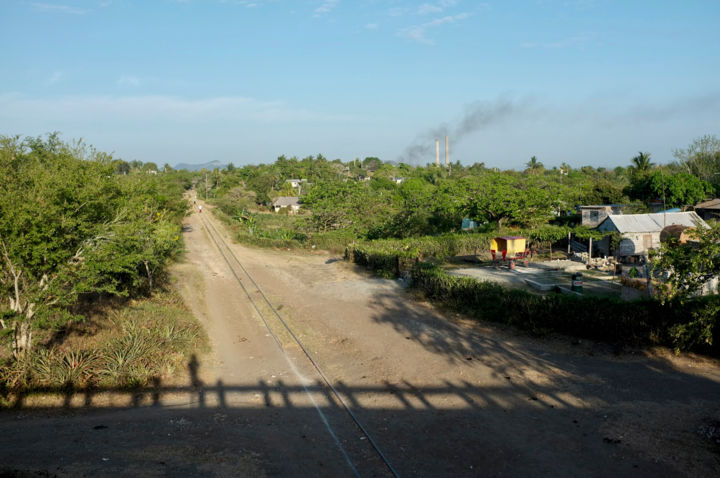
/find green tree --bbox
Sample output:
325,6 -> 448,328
673,134 -> 720,183
648,171 -> 711,208
528,225 -> 568,259
525,156 -> 544,174
0,135 -> 183,357
631,152 -> 654,173
626,152 -> 656,201
142,161 -> 158,172
650,222 -> 720,349
462,174 -> 557,230
652,222 -> 720,302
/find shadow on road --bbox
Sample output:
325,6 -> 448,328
1,347 -> 719,478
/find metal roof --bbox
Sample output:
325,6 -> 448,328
695,198 -> 720,210
272,196 -> 300,207
598,212 -> 708,233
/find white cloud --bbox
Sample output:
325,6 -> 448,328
397,12 -> 470,45
314,0 -> 339,17
364,23 -> 379,30
416,1 -> 457,15
417,4 -> 442,15
31,3 -> 89,14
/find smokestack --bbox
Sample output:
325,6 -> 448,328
435,139 -> 440,166
445,136 -> 449,166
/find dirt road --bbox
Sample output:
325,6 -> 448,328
2,205 -> 719,477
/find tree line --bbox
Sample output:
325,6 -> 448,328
205,135 -> 719,243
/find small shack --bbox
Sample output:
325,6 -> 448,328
490,236 -> 527,260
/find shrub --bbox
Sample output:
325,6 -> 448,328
346,232 -> 495,276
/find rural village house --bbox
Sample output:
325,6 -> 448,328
595,211 -> 708,257
272,196 -> 301,214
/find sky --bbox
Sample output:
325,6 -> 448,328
1,0 -> 719,169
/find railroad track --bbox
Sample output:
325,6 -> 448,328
196,208 -> 399,478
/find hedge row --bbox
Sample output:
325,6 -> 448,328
346,232 -> 496,277
410,262 -> 719,353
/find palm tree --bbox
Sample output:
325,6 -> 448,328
631,151 -> 654,172
526,156 -> 544,173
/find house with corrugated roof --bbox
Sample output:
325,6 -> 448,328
596,212 -> 708,257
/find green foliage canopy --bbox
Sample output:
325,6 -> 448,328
0,134 -> 185,354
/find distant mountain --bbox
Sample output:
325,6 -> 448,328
174,160 -> 228,171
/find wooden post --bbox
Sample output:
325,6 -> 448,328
567,231 -> 571,255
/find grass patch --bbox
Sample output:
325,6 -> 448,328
211,206 -> 353,253
0,289 -> 208,401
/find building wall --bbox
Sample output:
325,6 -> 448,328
581,207 -> 611,227
616,232 -> 660,256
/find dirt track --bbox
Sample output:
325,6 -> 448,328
2,205 -> 720,477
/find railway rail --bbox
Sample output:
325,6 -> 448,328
197,207 -> 399,478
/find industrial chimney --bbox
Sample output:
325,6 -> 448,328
435,139 -> 440,166
445,136 -> 449,166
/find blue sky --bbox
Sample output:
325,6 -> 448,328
1,0 -> 718,169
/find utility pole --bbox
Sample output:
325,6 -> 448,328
660,166 -> 667,227
205,172 -> 208,200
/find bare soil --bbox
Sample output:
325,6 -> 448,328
2,204 -> 719,477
